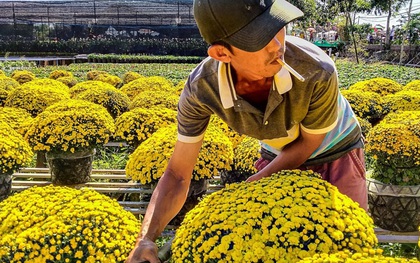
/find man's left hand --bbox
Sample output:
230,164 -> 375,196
245,173 -> 264,182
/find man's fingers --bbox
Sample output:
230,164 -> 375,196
254,158 -> 270,171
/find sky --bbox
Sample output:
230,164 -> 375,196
356,0 -> 420,27
0,0 -> 418,28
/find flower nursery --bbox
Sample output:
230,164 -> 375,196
0,64 -> 419,262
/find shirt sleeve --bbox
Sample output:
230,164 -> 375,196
300,70 -> 339,134
177,77 -> 212,143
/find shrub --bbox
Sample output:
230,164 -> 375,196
25,99 -> 115,154
125,123 -> 233,184
129,90 -> 179,111
348,77 -> 403,96
10,69 -> 36,84
70,80 -> 112,97
171,170 -> 377,263
114,107 -> 177,147
120,76 -> 174,100
49,69 -> 73,79
94,74 -> 124,89
383,90 -> 420,113
0,107 -> 33,136
56,76 -> 78,88
73,83 -> 130,119
297,248 -> 419,262
365,117 -> 420,185
0,77 -> 20,106
356,116 -> 372,138
341,90 -> 384,122
5,79 -> 70,117
221,136 -> 260,185
86,70 -> 108,80
232,136 -> 260,175
174,79 -> 186,96
0,76 -> 20,91
0,89 -> 7,107
0,121 -> 33,174
122,71 -> 144,84
20,78 -> 69,93
403,80 -> 420,92
209,116 -> 246,148
0,185 -> 141,263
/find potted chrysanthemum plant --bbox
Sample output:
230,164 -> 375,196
120,76 -> 174,100
0,185 -> 140,262
220,135 -> 260,185
171,170 -> 377,262
365,110 -> 420,232
125,122 -> 233,225
129,89 -> 179,111
341,89 -> 385,126
5,78 -> 70,117
24,99 -> 115,185
298,248 -> 419,262
114,107 -> 177,148
0,121 -> 33,201
71,80 -> 130,119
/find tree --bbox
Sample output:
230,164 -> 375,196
316,0 -> 371,25
406,12 -> 419,44
369,0 -> 411,47
288,0 -> 317,24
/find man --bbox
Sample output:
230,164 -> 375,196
126,0 -> 367,262
390,25 -> 395,42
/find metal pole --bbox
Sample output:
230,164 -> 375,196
41,16 -> 43,41
117,6 -> 120,25
399,0 -> 413,65
47,6 -> 50,42
93,0 -> 97,24
12,3 -> 16,42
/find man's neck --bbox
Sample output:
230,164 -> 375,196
233,74 -> 273,111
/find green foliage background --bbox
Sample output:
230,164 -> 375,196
1,58 -> 419,88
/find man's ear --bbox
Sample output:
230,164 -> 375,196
208,44 -> 231,63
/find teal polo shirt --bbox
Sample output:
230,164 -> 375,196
177,36 -> 361,164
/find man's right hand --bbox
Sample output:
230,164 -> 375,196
125,237 -> 160,263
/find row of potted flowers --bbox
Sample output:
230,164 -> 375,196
1,69 -> 420,261
87,53 -> 205,64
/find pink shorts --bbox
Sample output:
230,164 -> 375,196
298,148 -> 368,210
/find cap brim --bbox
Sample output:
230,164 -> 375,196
224,0 -> 303,52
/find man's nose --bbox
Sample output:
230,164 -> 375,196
265,36 -> 282,52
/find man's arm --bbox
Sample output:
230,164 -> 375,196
247,129 -> 326,182
126,139 -> 203,263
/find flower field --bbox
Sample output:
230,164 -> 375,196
1,58 -> 420,262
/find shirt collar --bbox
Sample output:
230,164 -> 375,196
218,61 -> 293,109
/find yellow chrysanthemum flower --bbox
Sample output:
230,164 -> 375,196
125,122 -> 233,184
0,121 -> 33,174
25,99 -> 115,154
172,170 -> 377,263
0,185 -> 141,263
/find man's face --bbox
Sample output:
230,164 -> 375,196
229,28 -> 286,81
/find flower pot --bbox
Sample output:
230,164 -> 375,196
219,169 -> 251,185
46,149 -> 95,186
0,172 -> 12,202
367,178 -> 420,232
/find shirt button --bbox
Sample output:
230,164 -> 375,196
264,121 -> 269,125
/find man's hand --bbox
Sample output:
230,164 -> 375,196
245,173 -> 264,182
254,157 -> 271,171
245,157 -> 271,182
125,237 -> 160,263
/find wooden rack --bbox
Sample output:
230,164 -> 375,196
10,168 -> 419,244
